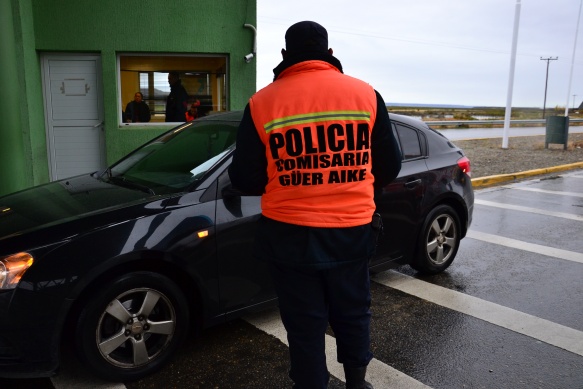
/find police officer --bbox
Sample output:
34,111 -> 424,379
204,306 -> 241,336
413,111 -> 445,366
229,21 -> 401,389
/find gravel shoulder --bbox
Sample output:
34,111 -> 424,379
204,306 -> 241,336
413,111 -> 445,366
451,132 -> 583,178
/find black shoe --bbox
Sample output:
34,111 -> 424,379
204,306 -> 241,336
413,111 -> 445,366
344,366 -> 373,389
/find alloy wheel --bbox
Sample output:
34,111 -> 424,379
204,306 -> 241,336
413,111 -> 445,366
96,287 -> 176,368
425,213 -> 458,266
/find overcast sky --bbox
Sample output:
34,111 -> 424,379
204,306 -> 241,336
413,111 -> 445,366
255,0 -> 583,109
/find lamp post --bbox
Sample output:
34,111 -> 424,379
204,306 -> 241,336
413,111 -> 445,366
564,0 -> 582,116
540,56 -> 558,119
502,0 -> 521,149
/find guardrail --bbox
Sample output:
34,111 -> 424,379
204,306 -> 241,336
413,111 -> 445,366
423,118 -> 583,126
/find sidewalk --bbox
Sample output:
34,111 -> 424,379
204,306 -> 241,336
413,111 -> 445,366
472,162 -> 583,188
452,133 -> 583,188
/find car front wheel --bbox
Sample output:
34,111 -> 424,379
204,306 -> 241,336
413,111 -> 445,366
411,204 -> 461,274
75,271 -> 189,381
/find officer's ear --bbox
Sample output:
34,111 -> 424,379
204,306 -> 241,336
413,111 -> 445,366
281,48 -> 287,59
328,48 -> 333,55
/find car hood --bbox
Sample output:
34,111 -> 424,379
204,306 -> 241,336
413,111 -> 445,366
0,174 -> 157,242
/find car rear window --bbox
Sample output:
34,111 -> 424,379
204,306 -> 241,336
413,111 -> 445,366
394,124 -> 422,160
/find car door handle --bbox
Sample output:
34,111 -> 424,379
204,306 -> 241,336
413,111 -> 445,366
404,179 -> 422,189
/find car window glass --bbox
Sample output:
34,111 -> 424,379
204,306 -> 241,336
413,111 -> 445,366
395,124 -> 422,160
107,120 -> 238,194
391,125 -> 403,156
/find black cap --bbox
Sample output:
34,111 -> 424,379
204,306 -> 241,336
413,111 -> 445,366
285,21 -> 328,55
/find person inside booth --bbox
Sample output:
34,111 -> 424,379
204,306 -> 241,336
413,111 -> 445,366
124,92 -> 151,123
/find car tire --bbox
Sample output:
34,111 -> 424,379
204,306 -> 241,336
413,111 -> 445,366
411,204 -> 461,274
74,271 -> 189,381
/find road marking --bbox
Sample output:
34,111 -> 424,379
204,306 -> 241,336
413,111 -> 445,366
467,230 -> 583,264
475,199 -> 583,221
503,185 -> 583,198
564,172 -> 583,179
245,309 -> 431,389
372,271 -> 583,357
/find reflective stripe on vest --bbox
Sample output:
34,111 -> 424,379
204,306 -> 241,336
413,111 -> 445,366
249,60 -> 378,228
264,111 -> 371,133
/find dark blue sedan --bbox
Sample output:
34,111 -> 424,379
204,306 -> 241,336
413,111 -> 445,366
0,111 -> 473,381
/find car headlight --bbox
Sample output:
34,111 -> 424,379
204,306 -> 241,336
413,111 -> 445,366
0,252 -> 34,290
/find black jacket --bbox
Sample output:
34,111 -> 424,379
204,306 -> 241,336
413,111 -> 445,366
228,54 -> 402,268
165,80 -> 189,122
124,101 -> 151,123
230,54 -> 401,195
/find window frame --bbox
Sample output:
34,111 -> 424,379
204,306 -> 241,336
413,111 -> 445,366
393,122 -> 428,161
117,53 -> 229,126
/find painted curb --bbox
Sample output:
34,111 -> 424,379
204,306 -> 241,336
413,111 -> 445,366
471,162 -> 583,188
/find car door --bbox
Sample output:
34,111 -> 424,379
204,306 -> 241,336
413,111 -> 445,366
214,164 -> 276,319
371,122 -> 430,267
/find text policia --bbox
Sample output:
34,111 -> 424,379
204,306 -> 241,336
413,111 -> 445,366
269,122 -> 371,187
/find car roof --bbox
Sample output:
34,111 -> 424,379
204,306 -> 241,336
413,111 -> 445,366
198,110 -> 429,130
197,111 -> 243,123
388,113 -> 429,129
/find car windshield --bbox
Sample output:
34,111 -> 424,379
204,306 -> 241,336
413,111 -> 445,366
100,119 -> 238,195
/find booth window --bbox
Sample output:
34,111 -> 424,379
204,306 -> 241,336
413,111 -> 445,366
119,54 -> 228,124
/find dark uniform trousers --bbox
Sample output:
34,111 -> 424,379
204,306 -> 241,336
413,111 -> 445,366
268,258 -> 373,388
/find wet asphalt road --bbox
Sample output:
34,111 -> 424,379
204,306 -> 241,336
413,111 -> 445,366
1,171 -> 582,388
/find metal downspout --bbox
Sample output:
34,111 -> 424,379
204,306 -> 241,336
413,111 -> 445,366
0,0 -> 28,195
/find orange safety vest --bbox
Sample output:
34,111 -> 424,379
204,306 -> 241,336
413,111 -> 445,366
249,60 -> 378,228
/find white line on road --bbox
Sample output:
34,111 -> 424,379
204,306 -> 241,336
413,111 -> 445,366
474,199 -> 583,221
503,185 -> 583,198
467,230 -> 583,264
563,171 -> 583,179
245,309 -> 431,389
372,271 -> 583,357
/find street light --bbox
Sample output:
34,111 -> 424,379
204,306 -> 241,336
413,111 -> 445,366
540,56 -> 558,119
502,0 -> 521,149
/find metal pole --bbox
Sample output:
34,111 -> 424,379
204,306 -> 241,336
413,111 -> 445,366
502,0 -> 521,149
542,58 -> 550,119
564,0 -> 583,117
540,57 -> 558,119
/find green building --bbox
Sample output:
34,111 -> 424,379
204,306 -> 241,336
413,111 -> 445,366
0,0 -> 257,196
